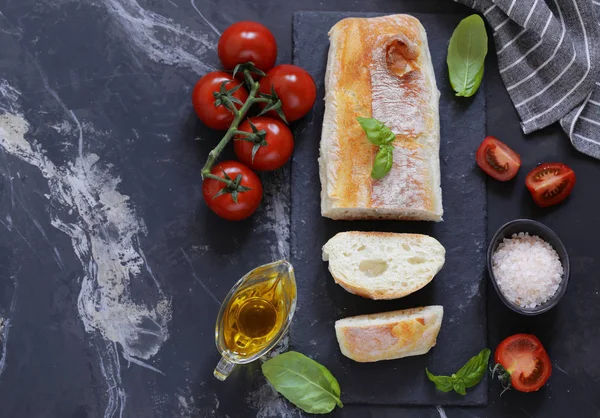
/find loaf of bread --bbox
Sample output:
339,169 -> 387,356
335,306 -> 444,362
322,231 -> 445,300
320,15 -> 442,221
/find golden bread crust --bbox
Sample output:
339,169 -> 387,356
335,306 -> 443,362
320,15 -> 442,221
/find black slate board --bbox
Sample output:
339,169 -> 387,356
290,11 -> 487,406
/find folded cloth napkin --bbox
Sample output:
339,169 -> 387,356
456,0 -> 600,159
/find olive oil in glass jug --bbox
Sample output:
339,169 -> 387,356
214,260 -> 297,380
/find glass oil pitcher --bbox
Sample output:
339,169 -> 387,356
214,260 -> 297,381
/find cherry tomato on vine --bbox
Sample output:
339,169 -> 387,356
476,136 -> 521,181
202,161 -> 263,221
525,162 -> 576,208
493,334 -> 552,393
234,117 -> 294,171
192,72 -> 248,130
258,64 -> 317,123
218,21 -> 277,73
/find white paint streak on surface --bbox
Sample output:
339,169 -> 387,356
177,394 -> 197,418
35,63 -> 85,158
191,244 -> 210,253
263,334 -> 289,361
2,214 -> 12,231
0,276 -> 17,379
100,0 -> 217,73
16,199 -> 66,269
181,247 -> 220,305
555,364 -> 571,376
152,132 -> 171,142
0,146 -> 15,208
0,79 -> 20,209
50,120 -> 74,135
190,0 -> 221,36
247,381 -> 298,418
136,235 -> 160,289
181,383 -> 221,418
0,104 -> 171,416
436,405 -> 448,418
96,341 -> 127,418
0,80 -> 20,113
255,168 -> 291,261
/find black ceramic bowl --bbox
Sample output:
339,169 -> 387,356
487,219 -> 570,315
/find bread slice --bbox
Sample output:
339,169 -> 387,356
322,231 -> 445,300
320,15 -> 443,221
335,306 -> 443,362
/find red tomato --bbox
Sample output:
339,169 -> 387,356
218,21 -> 277,73
476,136 -> 521,181
494,334 -> 552,393
258,64 -> 316,123
202,161 -> 263,221
192,72 -> 248,130
234,117 -> 294,171
525,162 -> 576,208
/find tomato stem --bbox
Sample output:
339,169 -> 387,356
201,70 -> 261,179
203,172 -> 234,187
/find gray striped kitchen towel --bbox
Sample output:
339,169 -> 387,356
456,0 -> 600,159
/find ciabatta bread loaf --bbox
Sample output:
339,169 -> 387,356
335,306 -> 444,362
322,231 -> 445,300
320,15 -> 442,221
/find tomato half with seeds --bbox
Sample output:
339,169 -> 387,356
476,136 -> 521,181
234,117 -> 294,171
494,334 -> 552,393
192,72 -> 248,130
525,162 -> 576,208
202,161 -> 263,221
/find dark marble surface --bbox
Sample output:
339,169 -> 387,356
0,1 -> 598,418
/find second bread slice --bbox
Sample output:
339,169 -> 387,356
335,306 -> 444,362
322,231 -> 445,300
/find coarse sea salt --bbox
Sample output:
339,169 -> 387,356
492,232 -> 563,309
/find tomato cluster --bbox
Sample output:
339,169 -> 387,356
193,21 -> 317,220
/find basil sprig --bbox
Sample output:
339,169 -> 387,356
426,348 -> 491,395
357,117 -> 396,180
447,14 -> 488,97
262,351 -> 343,414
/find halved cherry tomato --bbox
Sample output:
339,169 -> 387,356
192,72 -> 248,130
258,64 -> 316,123
234,117 -> 294,171
218,21 -> 277,73
494,334 -> 552,393
525,163 -> 576,208
202,161 -> 263,221
476,136 -> 521,181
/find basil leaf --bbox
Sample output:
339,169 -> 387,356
426,348 -> 490,395
447,14 -> 488,97
426,368 -> 454,392
371,145 -> 394,180
262,351 -> 343,414
357,117 -> 395,146
455,348 -> 491,388
357,117 -> 396,179
452,376 -> 467,396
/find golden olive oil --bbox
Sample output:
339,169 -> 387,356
222,270 -> 295,358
